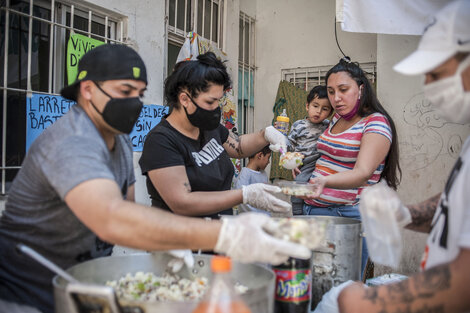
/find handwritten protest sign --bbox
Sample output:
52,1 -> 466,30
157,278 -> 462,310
67,33 -> 104,85
26,94 -> 75,151
26,93 -> 168,152
130,105 -> 169,151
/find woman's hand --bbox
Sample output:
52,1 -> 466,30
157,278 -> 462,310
309,176 -> 326,198
292,167 -> 301,179
293,176 -> 326,200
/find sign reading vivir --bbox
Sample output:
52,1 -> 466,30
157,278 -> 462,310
26,93 -> 168,152
67,33 -> 105,85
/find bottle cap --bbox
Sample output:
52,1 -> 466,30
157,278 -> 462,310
277,115 -> 290,122
211,256 -> 232,272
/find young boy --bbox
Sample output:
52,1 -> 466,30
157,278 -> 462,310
288,85 -> 332,214
234,145 -> 272,214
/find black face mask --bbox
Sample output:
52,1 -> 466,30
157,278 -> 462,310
91,81 -> 143,134
183,92 -> 221,131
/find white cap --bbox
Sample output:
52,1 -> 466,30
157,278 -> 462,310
394,0 -> 470,75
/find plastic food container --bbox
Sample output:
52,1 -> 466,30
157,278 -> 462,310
277,181 -> 317,197
279,152 -> 304,170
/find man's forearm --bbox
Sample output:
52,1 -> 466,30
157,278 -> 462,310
405,193 -> 441,233
339,249 -> 470,313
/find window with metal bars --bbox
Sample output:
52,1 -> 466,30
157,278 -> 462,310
167,0 -> 224,76
238,11 -> 255,136
281,62 -> 377,91
0,0 -> 125,194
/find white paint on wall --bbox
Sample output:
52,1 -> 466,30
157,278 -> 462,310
377,34 -> 470,204
240,0 -> 256,16
253,0 -> 377,132
376,34 -> 470,274
85,0 -> 166,206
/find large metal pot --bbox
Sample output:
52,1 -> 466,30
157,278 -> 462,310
53,253 -> 275,313
298,215 -> 362,310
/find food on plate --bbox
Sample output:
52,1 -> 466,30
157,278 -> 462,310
277,181 -> 317,196
106,271 -> 247,302
263,217 -> 327,249
279,152 -> 304,170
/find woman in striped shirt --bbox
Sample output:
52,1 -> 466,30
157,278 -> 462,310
302,57 -> 401,277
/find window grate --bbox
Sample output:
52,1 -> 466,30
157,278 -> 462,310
168,0 -> 224,50
281,62 -> 377,91
0,0 -> 126,194
238,11 -> 255,138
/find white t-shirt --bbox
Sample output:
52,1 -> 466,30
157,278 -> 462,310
421,136 -> 470,270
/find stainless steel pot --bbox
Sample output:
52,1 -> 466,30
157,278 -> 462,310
53,253 -> 275,313
298,215 -> 362,310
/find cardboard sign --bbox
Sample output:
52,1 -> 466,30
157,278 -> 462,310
67,33 -> 105,85
26,93 -> 168,152
26,93 -> 75,151
130,105 -> 169,152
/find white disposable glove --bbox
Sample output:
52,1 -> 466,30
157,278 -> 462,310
313,280 -> 356,313
264,126 -> 288,153
359,181 -> 412,268
214,212 -> 311,265
166,249 -> 195,273
361,181 -> 412,228
242,183 -> 291,213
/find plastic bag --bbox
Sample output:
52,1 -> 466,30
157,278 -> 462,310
359,181 -> 403,268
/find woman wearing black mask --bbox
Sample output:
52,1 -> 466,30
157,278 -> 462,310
140,52 -> 288,218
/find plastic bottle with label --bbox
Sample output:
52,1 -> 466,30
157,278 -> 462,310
192,256 -> 251,313
272,256 -> 313,313
275,109 -> 290,135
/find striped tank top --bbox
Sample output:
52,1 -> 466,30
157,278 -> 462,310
305,112 -> 392,207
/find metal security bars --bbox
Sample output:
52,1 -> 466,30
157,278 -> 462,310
168,0 -> 224,49
238,11 -> 255,136
0,0 -> 125,194
281,62 -> 377,91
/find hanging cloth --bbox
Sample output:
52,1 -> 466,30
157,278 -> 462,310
270,80 -> 308,181
176,32 -> 200,63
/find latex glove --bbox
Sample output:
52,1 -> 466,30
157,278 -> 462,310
214,212 -> 311,265
242,183 -> 291,213
264,126 -> 288,153
313,280 -> 356,313
361,181 -> 411,227
166,249 -> 195,273
360,181 -> 411,268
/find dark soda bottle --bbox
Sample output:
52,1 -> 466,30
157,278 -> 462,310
272,257 -> 312,313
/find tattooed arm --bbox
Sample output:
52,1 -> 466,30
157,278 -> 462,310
338,248 -> 470,313
147,165 -> 243,216
405,193 -> 441,233
223,129 -> 269,159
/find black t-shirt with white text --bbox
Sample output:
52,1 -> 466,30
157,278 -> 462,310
139,119 -> 234,218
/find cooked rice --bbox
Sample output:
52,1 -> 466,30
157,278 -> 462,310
106,271 -> 247,302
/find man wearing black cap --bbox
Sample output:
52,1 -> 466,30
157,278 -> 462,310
0,44 -> 310,313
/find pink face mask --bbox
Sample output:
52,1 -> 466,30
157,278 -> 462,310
339,85 -> 362,121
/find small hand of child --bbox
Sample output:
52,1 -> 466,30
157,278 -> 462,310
292,167 -> 301,179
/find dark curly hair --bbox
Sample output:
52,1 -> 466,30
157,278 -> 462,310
325,57 -> 401,189
307,85 -> 328,103
164,52 -> 232,109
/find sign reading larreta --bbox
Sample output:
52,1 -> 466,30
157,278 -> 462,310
67,33 -> 105,84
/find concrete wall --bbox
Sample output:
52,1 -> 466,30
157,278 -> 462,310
251,0 -> 470,275
375,34 -> 470,274
253,0 -> 377,132
85,0 -> 167,206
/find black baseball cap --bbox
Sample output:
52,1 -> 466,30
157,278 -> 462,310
61,44 -> 148,101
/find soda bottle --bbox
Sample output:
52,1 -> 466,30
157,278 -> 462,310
272,257 -> 312,313
192,256 -> 251,313
275,109 -> 290,135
